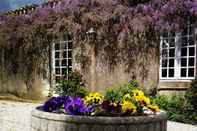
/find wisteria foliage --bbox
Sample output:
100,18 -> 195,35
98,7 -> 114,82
1,0 -> 197,44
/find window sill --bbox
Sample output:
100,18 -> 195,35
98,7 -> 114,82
159,79 -> 194,83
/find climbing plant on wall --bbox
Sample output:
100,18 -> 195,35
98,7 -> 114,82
0,0 -> 197,96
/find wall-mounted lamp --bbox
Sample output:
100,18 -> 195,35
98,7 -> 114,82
86,27 -> 97,40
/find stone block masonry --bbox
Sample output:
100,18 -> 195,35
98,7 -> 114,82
31,108 -> 167,131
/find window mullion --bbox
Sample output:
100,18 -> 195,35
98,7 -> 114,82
194,28 -> 197,77
175,33 -> 181,79
160,36 -> 163,79
67,41 -> 69,75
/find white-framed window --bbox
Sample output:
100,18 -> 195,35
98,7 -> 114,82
160,24 -> 196,82
52,40 -> 72,83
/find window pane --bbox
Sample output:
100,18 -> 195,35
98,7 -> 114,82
55,60 -> 60,66
63,51 -> 67,58
55,52 -> 60,58
189,47 -> 195,56
188,37 -> 194,45
163,32 -> 168,38
68,68 -> 72,72
188,68 -> 194,77
162,49 -> 168,57
62,59 -> 67,66
189,58 -> 195,66
169,59 -> 174,67
68,51 -> 72,58
181,48 -> 187,56
62,68 -> 68,75
169,38 -> 175,47
170,32 -> 175,37
181,68 -> 187,77
55,68 -> 60,74
68,42 -> 73,49
68,59 -> 72,66
168,69 -> 174,77
162,69 -> 167,77
181,37 -> 187,46
62,43 -> 67,50
169,49 -> 175,57
162,41 -> 168,48
55,44 -> 60,50
162,59 -> 168,67
181,58 -> 187,67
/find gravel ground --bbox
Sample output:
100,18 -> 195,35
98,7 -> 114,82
0,100 -> 196,131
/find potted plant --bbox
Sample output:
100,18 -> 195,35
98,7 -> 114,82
31,71 -> 167,131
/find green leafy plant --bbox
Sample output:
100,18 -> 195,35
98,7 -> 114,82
105,88 -> 122,103
119,80 -> 140,95
185,78 -> 197,111
154,94 -> 197,124
55,70 -> 89,98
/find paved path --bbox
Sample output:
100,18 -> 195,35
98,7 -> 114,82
0,100 -> 39,131
168,121 -> 197,131
0,100 -> 196,131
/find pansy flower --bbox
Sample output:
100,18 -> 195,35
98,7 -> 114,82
42,96 -> 68,112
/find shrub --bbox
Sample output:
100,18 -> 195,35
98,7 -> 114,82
55,70 -> 88,98
185,78 -> 197,111
154,95 -> 197,124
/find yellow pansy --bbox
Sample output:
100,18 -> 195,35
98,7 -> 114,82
122,101 -> 137,113
132,89 -> 150,106
147,105 -> 160,112
139,96 -> 150,106
84,92 -> 104,105
132,89 -> 144,97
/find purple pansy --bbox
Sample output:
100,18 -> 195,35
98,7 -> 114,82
64,97 -> 95,115
42,96 -> 95,115
42,96 -> 68,112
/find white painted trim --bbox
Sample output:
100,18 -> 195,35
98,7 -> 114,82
160,79 -> 193,83
159,26 -> 196,81
52,40 -> 73,83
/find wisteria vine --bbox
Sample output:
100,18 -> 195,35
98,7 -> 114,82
0,0 -> 197,97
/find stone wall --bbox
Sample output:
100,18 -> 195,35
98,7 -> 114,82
158,82 -> 191,95
0,37 -> 160,98
0,47 -> 50,99
73,43 -> 160,94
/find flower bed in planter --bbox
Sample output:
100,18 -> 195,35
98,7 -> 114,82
30,79 -> 167,131
31,107 -> 167,131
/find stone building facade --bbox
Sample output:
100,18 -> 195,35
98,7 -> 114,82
0,0 -> 196,99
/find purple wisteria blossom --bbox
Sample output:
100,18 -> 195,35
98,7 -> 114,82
1,0 -> 197,51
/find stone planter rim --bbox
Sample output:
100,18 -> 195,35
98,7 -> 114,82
31,106 -> 167,125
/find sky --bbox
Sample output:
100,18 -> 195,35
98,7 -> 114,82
0,0 -> 44,13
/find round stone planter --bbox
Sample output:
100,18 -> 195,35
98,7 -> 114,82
31,107 -> 167,131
